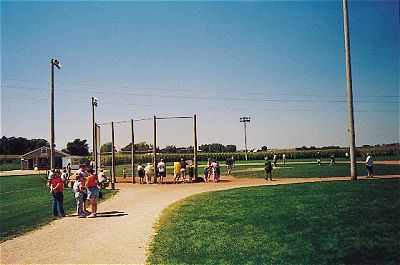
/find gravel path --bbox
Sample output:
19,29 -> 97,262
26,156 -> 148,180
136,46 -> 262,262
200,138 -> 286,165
1,175 -> 398,264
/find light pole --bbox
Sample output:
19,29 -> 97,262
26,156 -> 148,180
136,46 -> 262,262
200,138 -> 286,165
91,97 -> 98,174
240,117 -> 251,161
50,59 -> 61,171
342,0 -> 357,180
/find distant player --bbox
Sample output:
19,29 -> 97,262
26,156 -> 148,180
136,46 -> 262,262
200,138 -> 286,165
330,154 -> 336,166
316,152 -> 322,165
264,157 -> 273,181
225,156 -> 235,174
366,153 -> 374,178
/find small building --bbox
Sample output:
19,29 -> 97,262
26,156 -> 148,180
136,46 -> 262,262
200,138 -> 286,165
20,147 -> 67,170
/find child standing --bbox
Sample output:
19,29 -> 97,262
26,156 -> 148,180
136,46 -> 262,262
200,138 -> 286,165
73,175 -> 85,218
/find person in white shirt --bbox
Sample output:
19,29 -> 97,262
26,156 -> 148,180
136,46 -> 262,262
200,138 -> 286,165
365,153 -> 374,178
157,159 -> 166,184
144,163 -> 152,184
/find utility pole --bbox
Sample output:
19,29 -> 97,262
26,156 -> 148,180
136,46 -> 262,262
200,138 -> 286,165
193,114 -> 198,179
50,59 -> 61,171
111,122 -> 116,189
131,119 -> 135,183
343,0 -> 357,180
91,97 -> 98,174
153,115 -> 157,183
240,117 -> 251,161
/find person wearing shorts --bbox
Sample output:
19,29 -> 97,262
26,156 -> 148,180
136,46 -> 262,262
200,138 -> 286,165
85,169 -> 99,218
180,159 -> 187,183
157,159 -> 166,184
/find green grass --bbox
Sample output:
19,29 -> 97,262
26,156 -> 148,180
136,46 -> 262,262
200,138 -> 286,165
148,179 -> 400,264
104,156 -> 399,177
231,163 -> 400,179
0,174 -> 117,241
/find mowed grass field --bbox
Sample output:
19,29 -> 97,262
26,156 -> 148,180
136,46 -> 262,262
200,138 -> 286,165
107,157 -> 399,180
231,163 -> 400,179
0,174 -> 116,241
148,179 -> 400,264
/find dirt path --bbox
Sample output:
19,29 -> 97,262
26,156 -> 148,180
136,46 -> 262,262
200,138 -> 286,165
1,175 -> 399,264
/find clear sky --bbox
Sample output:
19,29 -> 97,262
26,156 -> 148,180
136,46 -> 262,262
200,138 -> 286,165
1,1 -> 399,151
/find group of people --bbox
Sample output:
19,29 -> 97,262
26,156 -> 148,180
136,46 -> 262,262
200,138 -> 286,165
136,158 -> 195,184
204,158 -> 221,183
48,164 -> 103,219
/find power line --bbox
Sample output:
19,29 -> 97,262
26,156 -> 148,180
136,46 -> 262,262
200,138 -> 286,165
2,85 -> 399,104
2,79 -> 399,99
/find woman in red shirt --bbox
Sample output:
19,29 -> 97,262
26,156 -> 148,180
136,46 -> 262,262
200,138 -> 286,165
86,169 -> 100,218
50,170 -> 66,217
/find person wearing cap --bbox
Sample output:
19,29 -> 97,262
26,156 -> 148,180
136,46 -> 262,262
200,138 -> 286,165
157,159 -> 166,184
264,156 -> 273,181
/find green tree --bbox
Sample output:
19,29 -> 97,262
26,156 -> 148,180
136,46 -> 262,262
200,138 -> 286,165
100,142 -> 113,153
261,146 -> 268,151
226,145 -> 237,152
65,139 -> 89,156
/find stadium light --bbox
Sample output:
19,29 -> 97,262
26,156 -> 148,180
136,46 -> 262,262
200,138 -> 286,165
240,117 -> 251,161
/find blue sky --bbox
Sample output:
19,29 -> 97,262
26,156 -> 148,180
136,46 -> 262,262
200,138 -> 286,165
1,1 -> 398,151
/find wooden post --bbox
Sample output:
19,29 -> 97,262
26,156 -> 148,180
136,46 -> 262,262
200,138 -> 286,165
153,115 -> 157,183
131,119 -> 135,183
111,122 -> 116,190
193,114 -> 198,179
343,0 -> 357,180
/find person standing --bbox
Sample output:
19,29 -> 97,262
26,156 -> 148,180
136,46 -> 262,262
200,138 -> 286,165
66,163 -> 72,179
273,154 -> 278,167
330,154 -> 336,166
157,159 -> 166,184
173,159 -> 181,184
86,169 -> 100,218
144,163 -> 152,184
264,157 -> 273,181
50,170 -> 66,218
345,152 -> 350,161
122,167 -> 127,179
316,152 -> 322,165
282,154 -> 287,165
73,175 -> 85,218
61,168 -> 68,187
188,164 -> 195,183
180,159 -> 187,183
137,163 -> 145,184
366,153 -> 374,178
225,157 -> 234,174
211,160 -> 220,183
